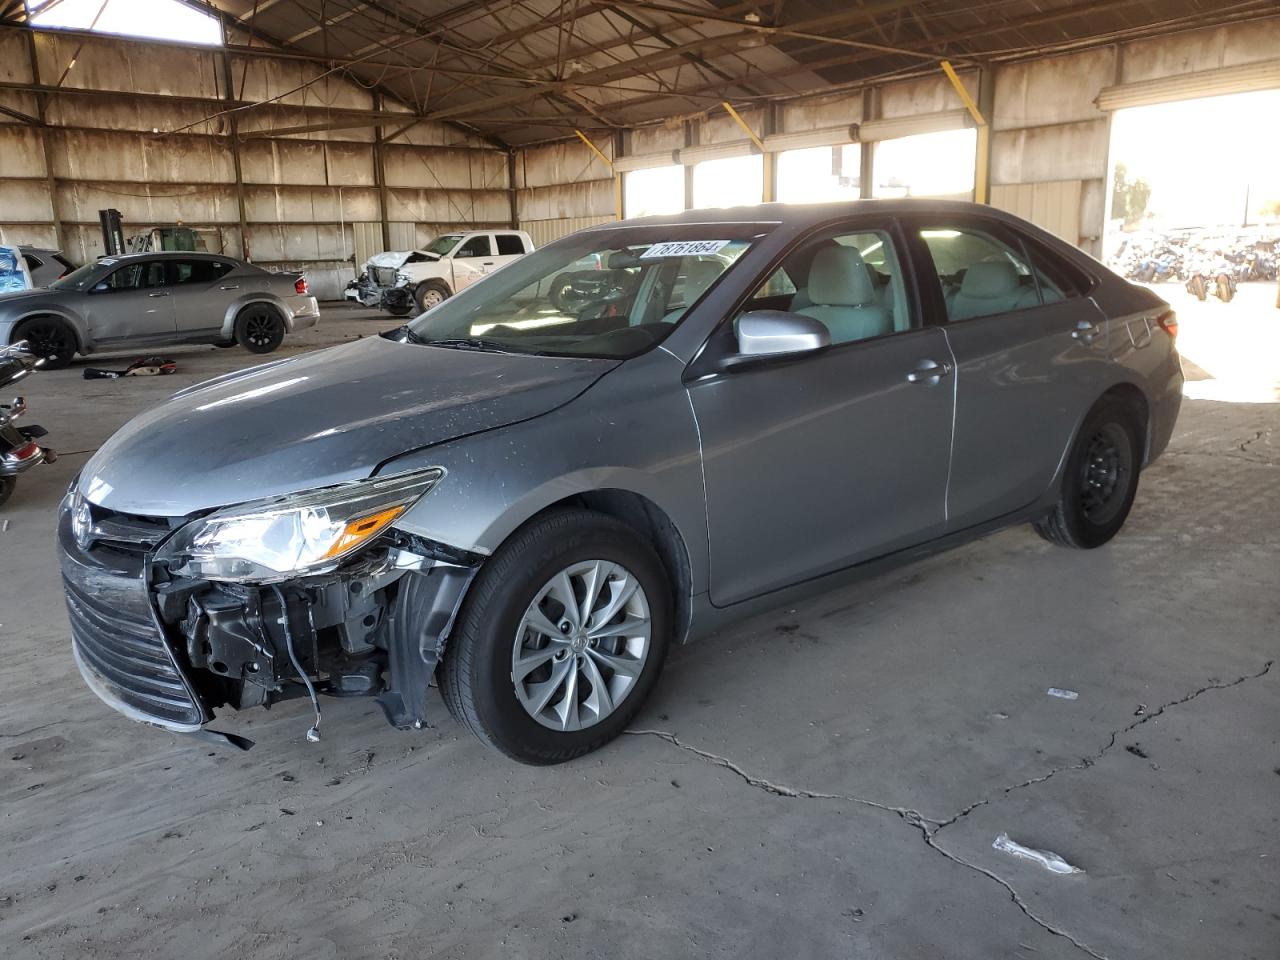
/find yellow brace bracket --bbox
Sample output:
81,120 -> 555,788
574,128 -> 613,169
722,101 -> 765,153
940,60 -> 989,205
574,129 -> 622,219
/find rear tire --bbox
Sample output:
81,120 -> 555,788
1214,274 -> 1235,303
1034,399 -> 1141,549
12,316 -> 76,370
0,476 -> 14,508
234,304 -> 285,354
439,509 -> 672,764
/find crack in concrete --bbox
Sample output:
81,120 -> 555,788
935,659 -> 1275,830
1238,429 -> 1268,453
626,659 -> 1274,960
624,728 -> 938,826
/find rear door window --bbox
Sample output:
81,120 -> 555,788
917,226 -> 1043,322
170,259 -> 233,285
495,234 -> 526,256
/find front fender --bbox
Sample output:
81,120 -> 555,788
0,303 -> 87,351
382,350 -> 710,594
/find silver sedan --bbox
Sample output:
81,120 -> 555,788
0,252 -> 319,368
61,200 -> 1181,763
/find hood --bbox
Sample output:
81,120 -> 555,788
364,250 -> 438,270
0,289 -> 51,307
79,335 -> 616,516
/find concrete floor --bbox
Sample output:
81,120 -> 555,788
1,300 -> 1276,960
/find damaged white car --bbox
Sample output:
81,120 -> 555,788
345,230 -> 534,315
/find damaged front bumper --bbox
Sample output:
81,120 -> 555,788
58,497 -> 479,746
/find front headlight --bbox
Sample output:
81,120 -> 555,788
156,468 -> 443,583
394,270 -> 411,285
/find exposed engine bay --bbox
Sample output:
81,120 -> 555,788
162,533 -> 480,742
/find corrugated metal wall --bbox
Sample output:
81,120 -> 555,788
514,140 -> 616,247
0,27 -> 513,299
505,19 -> 1280,259
4,17 -> 1279,293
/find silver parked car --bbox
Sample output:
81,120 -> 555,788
60,201 -> 1182,762
0,252 -> 319,369
18,246 -> 77,287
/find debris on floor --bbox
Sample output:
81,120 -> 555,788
1046,687 -> 1079,700
992,833 -> 1084,875
82,356 -> 176,380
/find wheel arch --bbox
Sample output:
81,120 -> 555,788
1097,381 -> 1152,464
222,297 -> 286,339
9,310 -> 86,353
1039,378 -> 1154,515
482,487 -> 695,646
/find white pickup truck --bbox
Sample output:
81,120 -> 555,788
346,229 -> 535,315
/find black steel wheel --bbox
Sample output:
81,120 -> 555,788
234,305 -> 286,354
0,476 -> 14,508
12,316 -> 76,370
1034,398 -> 1141,549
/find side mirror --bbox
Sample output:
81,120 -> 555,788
91,281 -> 110,293
722,310 -> 830,370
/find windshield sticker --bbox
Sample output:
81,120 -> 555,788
640,240 -> 731,259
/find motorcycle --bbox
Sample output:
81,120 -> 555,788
0,342 -> 57,508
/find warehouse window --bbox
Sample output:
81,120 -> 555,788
692,155 -> 763,209
623,166 -> 684,218
872,128 -> 976,200
29,0 -> 222,46
777,145 -> 861,203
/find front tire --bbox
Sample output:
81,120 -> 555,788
1034,398 -> 1141,549
12,316 -> 76,370
234,304 -> 286,354
415,281 -> 450,312
439,509 -> 672,764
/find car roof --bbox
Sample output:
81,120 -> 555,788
94,251 -> 240,264
588,199 -> 1029,231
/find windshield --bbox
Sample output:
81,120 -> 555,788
423,234 -> 463,257
405,225 -> 765,359
52,262 -> 105,291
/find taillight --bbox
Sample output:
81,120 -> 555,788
294,276 -> 309,295
4,441 -> 40,463
1156,310 -> 1177,339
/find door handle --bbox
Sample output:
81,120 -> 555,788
483,261 -> 495,266
148,291 -> 169,298
906,359 -> 953,384
219,284 -> 239,290
1072,319 -> 1100,344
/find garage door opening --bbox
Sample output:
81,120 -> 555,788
1105,88 -> 1280,402
623,166 -> 684,219
776,145 -> 861,203
692,154 -> 763,209
871,128 -> 976,200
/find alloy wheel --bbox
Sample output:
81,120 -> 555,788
20,321 -> 71,364
242,310 -> 278,348
511,560 -> 652,732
